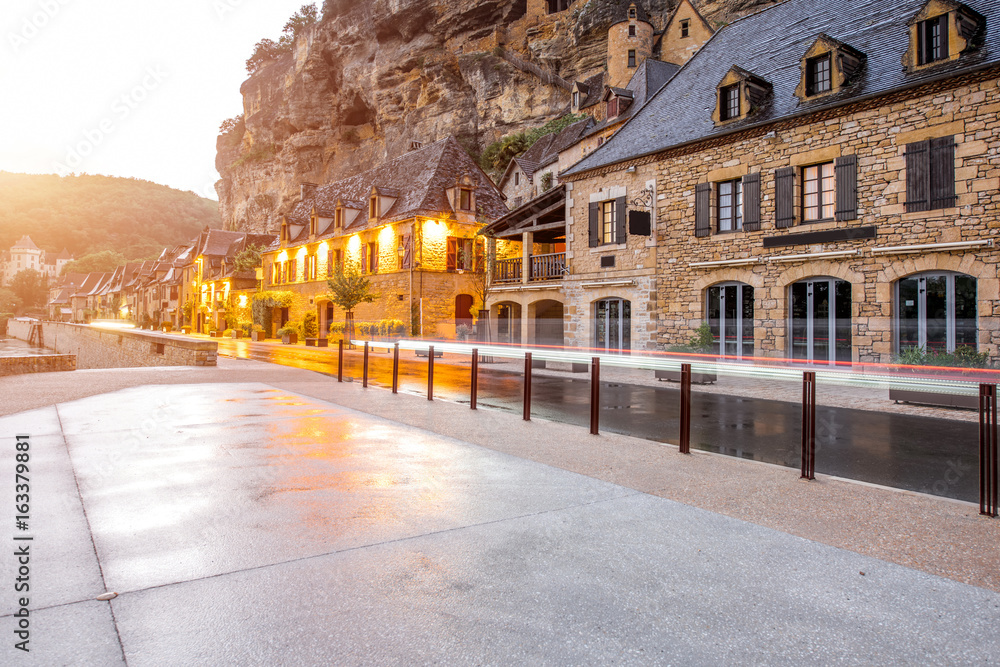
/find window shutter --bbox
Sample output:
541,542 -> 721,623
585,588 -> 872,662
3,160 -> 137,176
446,237 -> 457,271
774,166 -> 796,228
939,14 -> 950,59
474,239 -> 484,272
694,183 -> 711,237
360,247 -> 367,274
742,173 -> 761,231
589,202 -> 600,247
401,234 -> 411,269
615,196 -> 627,243
905,140 -> 930,213
834,155 -> 858,221
929,136 -> 956,210
371,242 -> 379,274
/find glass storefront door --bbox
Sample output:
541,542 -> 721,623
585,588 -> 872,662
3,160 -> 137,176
896,273 -> 977,353
707,283 -> 754,359
595,298 -> 631,352
790,278 -> 852,364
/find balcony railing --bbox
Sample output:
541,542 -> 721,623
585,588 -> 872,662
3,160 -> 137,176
493,252 -> 566,284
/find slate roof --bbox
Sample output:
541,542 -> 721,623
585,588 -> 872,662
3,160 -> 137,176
564,0 -> 999,177
277,137 -> 506,248
576,72 -> 606,110
582,58 -> 679,139
610,0 -> 651,25
55,248 -> 73,261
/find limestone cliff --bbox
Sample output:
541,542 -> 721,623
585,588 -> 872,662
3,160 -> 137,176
215,0 -> 772,232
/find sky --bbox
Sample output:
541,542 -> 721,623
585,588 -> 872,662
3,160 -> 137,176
0,0 -> 313,201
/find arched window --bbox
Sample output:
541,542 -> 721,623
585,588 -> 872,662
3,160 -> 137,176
595,298 -> 630,352
707,282 -> 754,359
790,278 -> 851,363
896,272 -> 976,354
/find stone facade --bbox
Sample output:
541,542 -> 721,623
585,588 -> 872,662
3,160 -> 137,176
7,320 -> 218,369
658,0 -> 715,66
564,66 -> 1000,362
607,10 -> 655,89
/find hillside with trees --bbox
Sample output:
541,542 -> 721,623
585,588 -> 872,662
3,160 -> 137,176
0,172 -> 220,261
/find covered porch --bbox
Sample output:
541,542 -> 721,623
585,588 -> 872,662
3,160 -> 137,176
485,184 -> 567,285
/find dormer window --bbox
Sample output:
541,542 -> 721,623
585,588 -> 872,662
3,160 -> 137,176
628,7 -> 636,19
459,188 -> 472,211
905,2 -> 985,71
795,35 -> 865,102
917,14 -> 947,64
369,195 -> 378,219
720,85 -> 740,121
805,54 -> 831,96
713,67 -> 771,125
335,206 -> 344,231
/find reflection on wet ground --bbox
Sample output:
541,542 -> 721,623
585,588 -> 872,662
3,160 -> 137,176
218,341 -> 979,503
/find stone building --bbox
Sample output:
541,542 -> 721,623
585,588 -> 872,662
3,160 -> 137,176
557,0 -> 1000,363
2,236 -> 73,284
259,137 -> 507,339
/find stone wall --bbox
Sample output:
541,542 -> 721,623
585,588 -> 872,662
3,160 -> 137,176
0,355 -> 76,377
7,321 -> 218,369
565,67 -> 1000,363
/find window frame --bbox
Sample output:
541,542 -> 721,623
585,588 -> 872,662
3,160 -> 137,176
917,14 -> 947,65
628,24 -> 636,37
805,53 -> 832,96
459,188 -> 472,211
600,200 -> 617,245
627,49 -> 636,68
716,179 -> 744,233
719,84 -> 740,121
801,161 -> 836,223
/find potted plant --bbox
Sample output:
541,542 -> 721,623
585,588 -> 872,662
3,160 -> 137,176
303,312 -> 324,346
888,346 -> 990,409
251,324 -> 266,342
208,322 -> 220,338
456,323 -> 473,341
657,322 -> 718,384
278,322 -> 300,345
161,322 -> 173,333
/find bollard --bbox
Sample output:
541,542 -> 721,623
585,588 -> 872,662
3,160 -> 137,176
471,348 -> 479,410
427,345 -> 434,401
523,352 -> 532,421
980,383 -> 998,517
801,371 -> 817,480
337,339 -> 344,382
679,363 -> 691,454
590,356 -> 600,435
362,342 -> 369,388
392,343 -> 399,394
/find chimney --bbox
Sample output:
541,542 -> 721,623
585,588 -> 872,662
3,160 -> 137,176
300,182 -> 318,200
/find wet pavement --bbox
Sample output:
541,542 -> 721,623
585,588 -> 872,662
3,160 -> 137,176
2,380 -> 998,665
0,337 -> 59,357
219,340 -> 980,503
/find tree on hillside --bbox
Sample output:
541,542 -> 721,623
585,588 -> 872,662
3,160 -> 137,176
61,250 -> 128,275
246,4 -> 319,74
478,113 -> 589,178
325,267 -> 378,342
0,287 -> 21,314
9,270 -> 46,312
233,243 -> 268,273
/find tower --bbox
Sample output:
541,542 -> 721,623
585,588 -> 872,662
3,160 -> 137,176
607,1 -> 655,89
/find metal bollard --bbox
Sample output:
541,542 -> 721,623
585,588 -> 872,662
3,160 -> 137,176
362,342 -> 369,388
337,339 -> 344,382
801,371 -> 817,480
679,363 -> 691,454
392,343 -> 399,394
980,383 -> 998,517
427,345 -> 434,401
523,352 -> 532,421
471,348 -> 479,410
590,356 -> 600,435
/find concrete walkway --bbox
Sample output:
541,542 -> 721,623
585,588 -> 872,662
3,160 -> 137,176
1,359 -> 998,665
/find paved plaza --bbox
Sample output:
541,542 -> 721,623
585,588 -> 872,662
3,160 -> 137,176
1,359 -> 998,665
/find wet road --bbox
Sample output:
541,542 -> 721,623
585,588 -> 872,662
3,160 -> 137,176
219,340 -> 979,503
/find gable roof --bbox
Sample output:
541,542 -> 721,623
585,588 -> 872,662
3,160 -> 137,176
582,58 -> 679,138
12,235 -> 39,251
564,0 -> 999,177
278,137 -> 507,247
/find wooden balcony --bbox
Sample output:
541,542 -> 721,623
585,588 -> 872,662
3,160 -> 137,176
494,252 -> 565,284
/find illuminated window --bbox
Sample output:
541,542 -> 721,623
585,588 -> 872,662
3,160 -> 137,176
447,237 -> 475,271
601,200 -> 616,244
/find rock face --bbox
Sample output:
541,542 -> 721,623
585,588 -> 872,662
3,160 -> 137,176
216,0 -> 772,232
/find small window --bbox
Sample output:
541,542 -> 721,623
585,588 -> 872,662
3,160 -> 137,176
628,50 -> 636,68
572,91 -> 580,109
335,207 -> 343,230
805,54 -> 831,96
719,85 -> 740,121
459,188 -> 472,211
601,200 -> 617,244
597,136 -> 605,147
628,24 -> 636,37
514,171 -> 520,186
802,162 -> 835,221
369,196 -> 378,219
717,179 -> 743,232
917,14 -> 948,65
628,7 -> 636,19
680,19 -> 690,38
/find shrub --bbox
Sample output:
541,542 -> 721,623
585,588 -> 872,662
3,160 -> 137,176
303,311 -> 318,338
223,328 -> 234,337
894,345 -> 992,368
